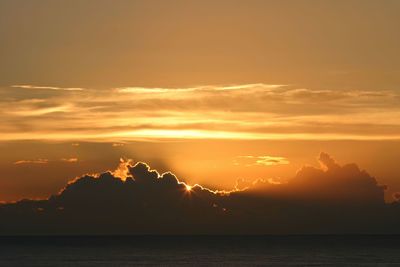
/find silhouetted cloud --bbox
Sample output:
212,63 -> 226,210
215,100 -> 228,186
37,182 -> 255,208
242,152 -> 387,205
1,153 -> 399,235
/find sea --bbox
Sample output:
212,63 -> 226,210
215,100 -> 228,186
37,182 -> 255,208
0,235 -> 399,266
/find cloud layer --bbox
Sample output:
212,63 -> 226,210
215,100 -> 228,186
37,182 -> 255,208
1,153 -> 399,235
1,84 -> 400,142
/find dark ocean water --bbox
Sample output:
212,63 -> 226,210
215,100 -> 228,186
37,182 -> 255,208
0,235 -> 399,266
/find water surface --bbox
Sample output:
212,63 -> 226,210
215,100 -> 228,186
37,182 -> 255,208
0,235 -> 399,266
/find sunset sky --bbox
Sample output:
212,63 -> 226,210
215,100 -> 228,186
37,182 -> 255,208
1,0 -> 400,209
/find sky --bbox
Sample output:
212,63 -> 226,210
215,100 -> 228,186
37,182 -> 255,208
1,0 -> 400,233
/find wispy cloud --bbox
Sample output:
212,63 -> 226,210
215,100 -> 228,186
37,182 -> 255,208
117,87 -> 198,93
14,158 -> 78,164
116,83 -> 283,94
234,156 -> 289,167
11,85 -> 84,91
14,159 -> 49,165
60,158 -> 78,162
112,143 -> 124,147
1,83 -> 400,141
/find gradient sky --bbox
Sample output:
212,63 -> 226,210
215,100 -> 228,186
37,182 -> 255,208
1,0 -> 400,203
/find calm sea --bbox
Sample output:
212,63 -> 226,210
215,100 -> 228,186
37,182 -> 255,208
0,235 -> 399,266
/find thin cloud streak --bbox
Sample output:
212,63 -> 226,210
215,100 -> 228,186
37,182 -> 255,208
2,130 -> 400,142
11,85 -> 84,91
116,83 -> 283,93
14,158 -> 78,164
234,156 -> 289,166
14,159 -> 49,165
60,158 -> 78,162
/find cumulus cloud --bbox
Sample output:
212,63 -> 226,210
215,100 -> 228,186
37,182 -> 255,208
1,153 -> 399,235
243,152 -> 387,205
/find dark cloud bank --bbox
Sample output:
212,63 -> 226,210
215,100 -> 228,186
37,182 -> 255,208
1,153 -> 400,235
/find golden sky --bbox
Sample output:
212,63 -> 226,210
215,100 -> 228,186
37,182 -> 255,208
0,0 -> 400,203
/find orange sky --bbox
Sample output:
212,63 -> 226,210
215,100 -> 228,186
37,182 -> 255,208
0,0 -> 399,203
